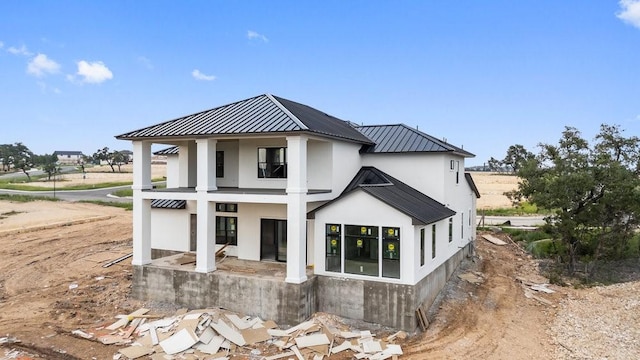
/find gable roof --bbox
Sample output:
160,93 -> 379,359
53,151 -> 83,156
116,94 -> 373,144
465,173 -> 481,198
308,167 -> 456,226
356,124 -> 474,157
154,146 -> 179,155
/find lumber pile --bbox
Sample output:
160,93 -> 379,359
73,308 -> 405,359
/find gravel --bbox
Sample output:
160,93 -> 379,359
550,281 -> 640,359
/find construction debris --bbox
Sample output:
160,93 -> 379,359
74,308 -> 405,359
482,234 -> 507,246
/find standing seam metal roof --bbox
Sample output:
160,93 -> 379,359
356,124 -> 474,157
308,167 -> 456,225
116,94 -> 372,144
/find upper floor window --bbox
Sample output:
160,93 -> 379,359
258,147 -> 287,178
216,151 -> 224,178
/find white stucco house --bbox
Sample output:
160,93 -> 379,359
53,150 -> 84,165
116,94 -> 479,330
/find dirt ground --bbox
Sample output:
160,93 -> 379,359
22,164 -> 167,188
470,172 -> 519,209
1,176 -> 639,359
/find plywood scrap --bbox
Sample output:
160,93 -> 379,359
530,284 -> 555,294
524,289 -> 553,306
71,329 -> 93,339
268,329 -> 290,337
196,335 -> 225,354
107,308 -> 149,330
385,331 -> 407,342
241,327 -> 271,344
98,334 -> 130,345
416,307 -> 429,331
331,341 -> 352,354
159,328 -> 199,355
225,314 -> 252,330
118,345 -> 154,359
210,319 -> 246,346
265,351 -> 296,360
295,333 -> 330,349
291,345 -> 305,360
362,340 -> 383,353
339,331 -> 360,339
458,272 -> 484,284
198,326 -> 216,344
482,234 -> 507,246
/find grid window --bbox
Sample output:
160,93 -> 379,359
258,147 -> 287,178
216,216 -> 237,245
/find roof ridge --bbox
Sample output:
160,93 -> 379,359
267,94 -> 309,131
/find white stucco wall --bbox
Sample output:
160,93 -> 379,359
150,200 -> 196,251
331,141 -> 363,195
216,140 -> 239,187
237,138 -> 288,189
166,154 -> 179,188
313,190 -> 415,285
307,140 -> 332,190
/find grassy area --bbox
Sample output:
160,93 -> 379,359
479,201 -> 550,216
0,181 -> 134,191
111,182 -> 166,198
0,194 -> 60,202
79,200 -> 133,211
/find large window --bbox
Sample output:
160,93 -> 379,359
382,227 -> 400,279
325,224 -> 341,272
345,225 -> 379,276
216,216 -> 237,245
216,151 -> 224,178
448,218 -> 453,243
258,147 -> 287,178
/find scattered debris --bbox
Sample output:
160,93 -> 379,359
102,253 -> 133,268
68,283 -> 79,290
482,234 -> 507,246
74,308 -> 405,359
416,307 -> 429,331
458,271 -> 485,284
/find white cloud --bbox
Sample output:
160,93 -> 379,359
617,0 -> 640,28
0,41 -> 4,49
27,53 -> 61,77
8,44 -> 32,56
75,60 -> 113,84
191,69 -> 216,81
247,30 -> 269,42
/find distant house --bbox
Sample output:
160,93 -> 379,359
116,94 -> 480,331
53,151 -> 84,165
119,150 -> 134,163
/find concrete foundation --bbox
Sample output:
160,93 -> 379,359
133,243 -> 472,330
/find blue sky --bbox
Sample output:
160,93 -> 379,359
1,1 -> 640,166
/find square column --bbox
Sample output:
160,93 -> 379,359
131,141 -> 152,265
178,142 -> 197,188
195,139 -> 217,273
196,139 -> 217,191
286,136 -> 308,284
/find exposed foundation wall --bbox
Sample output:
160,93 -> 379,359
134,242 -> 472,331
132,266 -> 317,327
316,242 -> 472,331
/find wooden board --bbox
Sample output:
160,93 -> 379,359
482,234 -> 507,246
295,333 -> 330,348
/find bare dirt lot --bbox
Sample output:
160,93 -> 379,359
23,165 -> 167,188
1,174 -> 639,359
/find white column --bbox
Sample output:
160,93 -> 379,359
196,139 -> 217,191
285,136 -> 308,284
132,141 -> 152,265
195,139 -> 217,273
178,142 -> 197,187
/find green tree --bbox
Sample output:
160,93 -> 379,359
502,144 -> 534,173
10,142 -> 34,181
487,157 -> 502,172
507,125 -> 640,275
34,153 -> 60,180
93,147 -> 126,172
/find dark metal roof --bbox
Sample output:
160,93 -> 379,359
116,94 -> 372,144
309,167 -> 456,225
53,150 -> 83,156
154,146 -> 179,155
151,199 -> 186,209
356,124 -> 474,157
465,173 -> 481,198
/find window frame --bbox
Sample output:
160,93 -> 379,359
257,147 -> 287,179
216,216 -> 237,245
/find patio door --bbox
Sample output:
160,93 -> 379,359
260,219 -> 287,262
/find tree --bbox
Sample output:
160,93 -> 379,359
93,147 -> 126,172
34,153 -> 60,180
487,157 -> 502,172
0,144 -> 12,171
502,144 -> 534,173
10,143 -> 34,181
507,125 -> 640,275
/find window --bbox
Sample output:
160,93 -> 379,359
215,203 -> 237,212
345,225 -> 379,277
325,224 -> 341,272
258,147 -> 287,178
448,218 -> 453,242
216,216 -> 237,245
382,227 -> 400,278
420,228 -> 425,266
461,213 -> 464,239
468,209 -> 472,226
456,160 -> 460,184
450,160 -> 455,170
216,151 -> 224,178
432,224 -> 436,259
